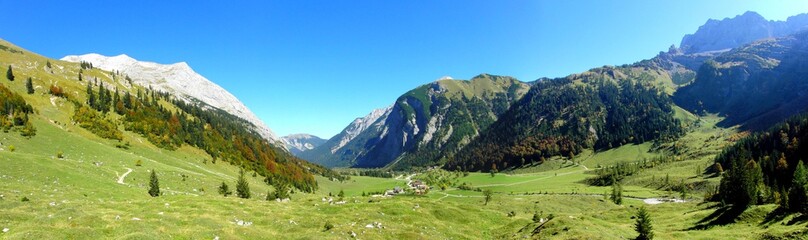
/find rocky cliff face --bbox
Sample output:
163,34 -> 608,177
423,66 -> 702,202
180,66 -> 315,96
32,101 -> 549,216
302,74 -> 529,169
680,11 -> 808,54
675,30 -> 808,130
60,54 -> 282,144
281,134 -> 326,156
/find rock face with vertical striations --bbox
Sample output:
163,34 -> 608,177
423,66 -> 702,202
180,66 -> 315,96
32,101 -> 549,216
301,74 -> 529,169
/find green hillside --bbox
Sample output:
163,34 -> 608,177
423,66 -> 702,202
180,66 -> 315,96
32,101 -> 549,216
303,74 -> 529,170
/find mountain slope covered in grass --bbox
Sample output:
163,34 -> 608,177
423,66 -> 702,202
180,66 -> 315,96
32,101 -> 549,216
0,39 -> 323,191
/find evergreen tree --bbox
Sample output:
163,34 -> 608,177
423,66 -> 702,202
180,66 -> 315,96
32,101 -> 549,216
611,177 -> 623,205
236,169 -> 251,199
87,83 -> 96,108
25,77 -> 34,94
148,169 -> 160,197
6,65 -> 14,81
789,160 -> 808,213
219,181 -> 232,197
634,206 -> 654,240
337,189 -> 345,198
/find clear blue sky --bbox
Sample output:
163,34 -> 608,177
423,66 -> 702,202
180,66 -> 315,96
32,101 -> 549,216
1,1 -> 807,139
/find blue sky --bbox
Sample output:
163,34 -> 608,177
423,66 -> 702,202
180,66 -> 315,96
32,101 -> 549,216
2,1 -> 807,139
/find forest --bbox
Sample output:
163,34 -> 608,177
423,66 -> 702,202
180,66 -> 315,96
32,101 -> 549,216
716,114 -> 808,212
75,78 -> 321,192
447,66 -> 684,172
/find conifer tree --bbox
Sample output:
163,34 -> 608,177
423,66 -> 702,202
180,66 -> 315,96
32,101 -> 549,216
611,177 -> 623,205
148,169 -> 160,197
6,65 -> 14,81
25,77 -> 34,94
789,160 -> 808,213
236,169 -> 251,199
634,206 -> 654,240
219,181 -> 231,197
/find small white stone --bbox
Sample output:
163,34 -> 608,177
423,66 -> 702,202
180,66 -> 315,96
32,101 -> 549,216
132,217 -> 141,221
2,228 -> 9,233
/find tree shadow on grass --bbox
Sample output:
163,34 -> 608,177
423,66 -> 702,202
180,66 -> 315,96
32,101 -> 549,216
760,207 -> 790,226
786,213 -> 808,225
687,205 -> 746,230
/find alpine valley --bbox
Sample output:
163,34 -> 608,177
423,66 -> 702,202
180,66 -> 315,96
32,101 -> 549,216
2,9 -> 808,240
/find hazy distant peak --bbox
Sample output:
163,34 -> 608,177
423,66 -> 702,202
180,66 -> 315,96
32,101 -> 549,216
680,11 -> 808,54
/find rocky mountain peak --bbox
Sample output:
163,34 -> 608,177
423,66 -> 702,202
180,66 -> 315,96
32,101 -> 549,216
60,53 -> 282,144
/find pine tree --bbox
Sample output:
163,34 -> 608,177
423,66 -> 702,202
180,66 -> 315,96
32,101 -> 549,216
611,177 -> 623,205
87,83 -> 96,108
219,181 -> 231,197
634,206 -> 654,240
148,169 -> 160,197
25,77 -> 34,94
789,160 -> 808,213
6,65 -> 14,81
236,169 -> 251,199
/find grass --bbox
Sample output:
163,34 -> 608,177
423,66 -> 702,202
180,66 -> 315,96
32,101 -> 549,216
1,38 -> 807,239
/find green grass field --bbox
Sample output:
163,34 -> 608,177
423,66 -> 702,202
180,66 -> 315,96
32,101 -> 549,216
0,39 -> 806,239
2,107 -> 807,239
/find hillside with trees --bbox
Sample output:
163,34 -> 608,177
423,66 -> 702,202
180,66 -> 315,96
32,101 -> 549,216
674,30 -> 808,130
447,65 -> 684,172
715,114 -> 808,212
0,38 -> 326,192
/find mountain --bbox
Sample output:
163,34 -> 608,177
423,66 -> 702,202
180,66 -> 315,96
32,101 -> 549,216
674,30 -> 808,130
680,11 -> 808,54
60,54 -> 281,144
302,74 -> 529,169
0,38 -> 325,191
448,64 -> 684,172
281,134 -> 326,156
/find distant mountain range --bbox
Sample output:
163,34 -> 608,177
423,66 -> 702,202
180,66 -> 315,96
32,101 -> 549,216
302,11 -> 808,171
281,134 -> 326,156
680,11 -> 808,54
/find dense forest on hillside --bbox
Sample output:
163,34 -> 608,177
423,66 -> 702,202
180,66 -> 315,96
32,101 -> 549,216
716,114 -> 808,211
447,66 -> 684,172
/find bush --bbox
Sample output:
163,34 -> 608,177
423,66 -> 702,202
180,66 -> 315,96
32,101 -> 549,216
56,151 -> 64,159
219,182 -> 232,197
135,159 -> 143,167
7,145 -> 15,152
49,85 -> 66,98
21,196 -> 29,202
323,221 -> 334,231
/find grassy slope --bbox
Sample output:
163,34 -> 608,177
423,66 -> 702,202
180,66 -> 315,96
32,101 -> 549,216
0,39 -> 805,239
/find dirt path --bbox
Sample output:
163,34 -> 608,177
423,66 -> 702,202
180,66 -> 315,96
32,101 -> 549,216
117,168 -> 133,184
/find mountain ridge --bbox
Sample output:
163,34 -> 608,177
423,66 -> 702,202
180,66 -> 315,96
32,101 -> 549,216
60,53 -> 282,145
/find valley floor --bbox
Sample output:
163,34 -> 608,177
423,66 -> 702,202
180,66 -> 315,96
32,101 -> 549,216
0,114 -> 806,239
